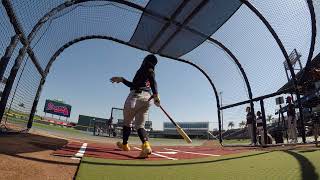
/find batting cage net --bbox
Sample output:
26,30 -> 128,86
111,107 -> 124,127
0,0 -> 319,145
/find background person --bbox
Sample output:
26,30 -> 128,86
256,111 -> 264,146
286,96 -> 298,143
246,106 -> 255,145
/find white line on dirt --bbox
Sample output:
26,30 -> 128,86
133,147 -> 178,160
71,143 -> 88,159
156,151 -> 178,155
164,148 -> 221,157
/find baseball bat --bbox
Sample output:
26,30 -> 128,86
159,105 -> 192,144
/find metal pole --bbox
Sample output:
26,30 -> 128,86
1,0 -> 44,77
0,47 -> 27,122
220,91 -> 223,131
260,99 -> 268,145
250,101 -> 257,145
304,0 -> 317,71
0,35 -> 19,81
28,78 -> 45,128
284,65 -> 290,82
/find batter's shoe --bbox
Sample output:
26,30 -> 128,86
138,141 -> 152,159
116,142 -> 130,151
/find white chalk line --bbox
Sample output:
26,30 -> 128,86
133,147 -> 178,160
71,143 -> 88,160
164,148 -> 221,157
156,151 -> 178,155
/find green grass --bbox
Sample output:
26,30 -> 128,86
222,139 -> 251,145
76,150 -> 320,180
32,122 -> 82,135
4,116 -> 29,124
4,116 -> 84,135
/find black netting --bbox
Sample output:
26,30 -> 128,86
182,41 -> 249,106
0,3 -> 22,112
10,0 -> 65,35
111,108 -> 124,122
0,4 -> 15,54
250,0 -> 312,67
222,104 -> 249,131
4,56 -> 41,129
220,103 -> 250,145
10,0 -> 149,36
212,5 -> 289,98
0,42 -> 23,98
30,1 -> 142,70
312,0 -> 320,57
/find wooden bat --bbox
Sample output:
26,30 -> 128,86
159,105 -> 192,144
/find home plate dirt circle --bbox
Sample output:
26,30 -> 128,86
52,141 -> 250,161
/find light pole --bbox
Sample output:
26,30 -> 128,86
219,91 -> 223,131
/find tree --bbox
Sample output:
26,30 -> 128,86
228,121 -> 235,129
239,121 -> 246,128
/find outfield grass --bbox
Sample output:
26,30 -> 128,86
32,122 -> 83,135
222,139 -> 251,145
4,116 -> 28,125
76,150 -> 320,180
6,118 -> 251,146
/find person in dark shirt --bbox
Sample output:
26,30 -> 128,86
256,111 -> 264,145
246,106 -> 255,145
286,96 -> 297,143
312,112 -> 319,147
110,54 -> 160,158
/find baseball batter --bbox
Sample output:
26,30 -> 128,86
110,54 -> 160,158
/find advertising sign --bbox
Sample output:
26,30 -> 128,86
44,100 -> 72,117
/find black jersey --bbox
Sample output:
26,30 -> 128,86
246,112 -> 254,124
122,66 -> 158,95
287,104 -> 296,117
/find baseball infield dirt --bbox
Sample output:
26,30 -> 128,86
0,131 -> 79,180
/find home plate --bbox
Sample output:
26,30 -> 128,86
156,151 -> 178,155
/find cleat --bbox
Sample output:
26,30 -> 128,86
138,141 -> 152,159
116,142 -> 130,151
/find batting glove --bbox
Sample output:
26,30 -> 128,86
153,94 -> 160,107
110,77 -> 123,83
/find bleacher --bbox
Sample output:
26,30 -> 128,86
163,122 -> 210,139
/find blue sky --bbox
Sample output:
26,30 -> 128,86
37,40 -> 217,130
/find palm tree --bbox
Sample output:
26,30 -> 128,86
239,121 -> 246,128
228,121 -> 235,130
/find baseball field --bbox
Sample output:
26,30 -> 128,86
0,123 -> 319,180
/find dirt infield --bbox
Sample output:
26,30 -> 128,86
1,128 -> 318,180
0,132 -> 79,180
53,141 -> 251,161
